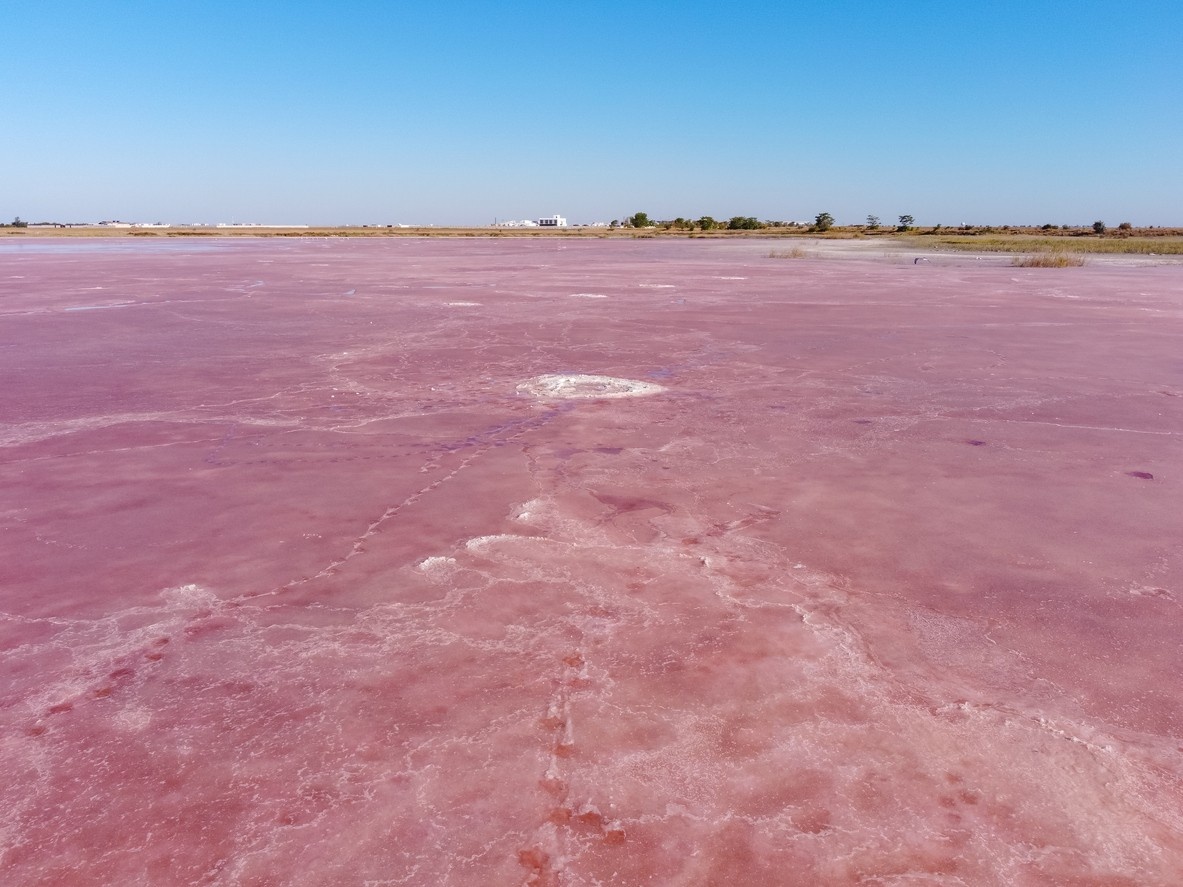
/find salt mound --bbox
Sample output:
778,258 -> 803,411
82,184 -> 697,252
518,374 -> 664,400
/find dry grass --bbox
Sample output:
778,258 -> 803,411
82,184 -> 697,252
767,247 -> 811,259
928,235 -> 1183,255
1011,252 -> 1086,267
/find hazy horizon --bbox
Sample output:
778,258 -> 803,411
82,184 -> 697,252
6,1 -> 1182,227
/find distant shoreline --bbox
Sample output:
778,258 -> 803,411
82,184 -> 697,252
3,225 -> 1181,261
0,225 -> 861,239
3,222 -> 1180,241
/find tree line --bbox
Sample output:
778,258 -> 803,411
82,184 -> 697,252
615,212 -> 917,232
612,213 -> 1139,234
612,213 -> 779,231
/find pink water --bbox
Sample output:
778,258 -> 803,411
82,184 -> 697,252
2,238 -> 1181,885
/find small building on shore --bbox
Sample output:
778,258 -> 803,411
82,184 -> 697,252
538,215 -> 567,227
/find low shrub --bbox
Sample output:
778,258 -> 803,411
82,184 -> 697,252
1012,252 -> 1086,267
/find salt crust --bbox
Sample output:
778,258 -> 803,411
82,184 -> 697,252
517,374 -> 665,400
417,556 -> 457,571
160,583 -> 217,607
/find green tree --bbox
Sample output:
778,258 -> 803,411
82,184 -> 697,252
727,216 -> 764,230
629,212 -> 652,228
1093,220 -> 1106,234
897,214 -> 914,231
1118,221 -> 1132,231
813,212 -> 834,232
866,215 -> 880,229
698,216 -> 718,231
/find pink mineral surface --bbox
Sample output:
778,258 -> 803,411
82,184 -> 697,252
1,237 -> 1181,885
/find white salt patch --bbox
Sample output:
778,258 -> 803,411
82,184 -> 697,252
462,534 -> 569,555
514,498 -> 546,522
717,276 -> 747,280
464,534 -> 523,552
418,556 -> 457,572
638,284 -> 674,288
116,706 -> 153,731
446,301 -> 481,307
64,302 -> 135,311
570,293 -> 608,298
160,583 -> 218,607
518,374 -> 665,400
1129,584 -> 1174,601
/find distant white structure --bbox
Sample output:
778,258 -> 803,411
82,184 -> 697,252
214,223 -> 309,228
492,215 -> 567,228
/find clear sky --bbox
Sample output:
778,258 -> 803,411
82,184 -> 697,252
4,1 -> 1181,226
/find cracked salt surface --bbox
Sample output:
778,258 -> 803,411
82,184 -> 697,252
4,237 -> 1183,887
517,374 -> 665,399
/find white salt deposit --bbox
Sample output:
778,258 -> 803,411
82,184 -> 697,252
417,556 -> 457,571
160,583 -> 218,607
517,374 -> 665,400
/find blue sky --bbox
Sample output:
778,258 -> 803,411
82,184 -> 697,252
4,1 -> 1181,226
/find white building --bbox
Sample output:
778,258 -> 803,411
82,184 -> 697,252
538,215 -> 567,227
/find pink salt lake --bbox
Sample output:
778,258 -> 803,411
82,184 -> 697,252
1,237 -> 1181,886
